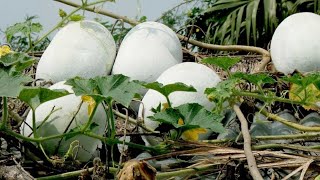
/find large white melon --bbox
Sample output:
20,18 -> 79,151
270,12 -> 320,74
36,20 -> 116,83
112,21 -> 183,83
138,62 -> 221,145
21,81 -> 106,162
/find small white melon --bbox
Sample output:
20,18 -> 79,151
112,21 -> 183,83
270,12 -> 320,74
36,20 -> 116,83
138,62 -> 221,145
21,81 -> 106,162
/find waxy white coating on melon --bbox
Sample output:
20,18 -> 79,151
138,62 -> 221,144
36,20 -> 116,83
21,81 -> 106,162
112,21 -> 183,83
270,12 -> 320,74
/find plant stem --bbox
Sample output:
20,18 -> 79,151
233,91 -> 316,107
165,96 -> 172,108
108,100 -> 116,139
252,143 -> 320,153
32,109 -> 38,138
81,103 -> 98,132
258,106 -> 320,132
233,104 -> 263,180
112,109 -> 158,133
36,166 -> 117,180
156,164 -> 217,179
0,97 -> 8,129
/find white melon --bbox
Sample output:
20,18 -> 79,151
270,12 -> 320,74
138,62 -> 221,145
112,21 -> 183,83
36,20 -> 116,83
21,81 -> 106,162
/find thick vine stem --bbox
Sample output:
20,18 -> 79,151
233,104 -> 263,180
54,0 -> 271,72
257,106 -> 320,132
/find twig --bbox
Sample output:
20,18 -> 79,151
252,143 -> 320,153
36,166 -> 117,180
233,104 -> 263,180
155,0 -> 194,22
54,0 -> 271,72
112,109 -> 158,133
116,108 -> 129,175
282,159 -> 313,180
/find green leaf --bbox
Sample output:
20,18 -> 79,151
5,16 -> 42,42
142,82 -> 197,98
201,56 -> 241,71
150,103 -> 225,134
66,74 -> 143,107
205,78 -> 238,112
0,52 -> 36,74
283,73 -> 320,88
69,14 -> 84,21
65,77 -> 97,95
0,70 -> 33,97
18,87 -> 70,110
233,72 -> 275,85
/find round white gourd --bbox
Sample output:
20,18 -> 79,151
112,21 -> 183,83
270,12 -> 320,74
21,81 -> 106,162
138,62 -> 221,145
36,20 -> 116,83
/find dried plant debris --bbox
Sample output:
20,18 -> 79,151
117,160 -> 156,180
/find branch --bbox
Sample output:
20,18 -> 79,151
233,104 -> 263,180
54,0 -> 271,72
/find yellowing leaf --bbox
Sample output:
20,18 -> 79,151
0,45 -> 11,57
161,102 -> 169,111
178,118 -> 207,141
82,95 -> 96,116
182,128 -> 207,141
289,83 -> 320,110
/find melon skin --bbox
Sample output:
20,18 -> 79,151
270,12 -> 320,74
111,21 -> 183,83
21,81 -> 106,162
36,20 -> 116,83
138,62 -> 221,145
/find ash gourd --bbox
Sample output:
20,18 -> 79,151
270,12 -> 320,74
21,81 -> 107,162
139,62 -> 221,146
36,20 -> 116,83
112,21 -> 183,86
22,20 -> 116,162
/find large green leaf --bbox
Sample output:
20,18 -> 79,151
66,74 -> 143,107
0,52 -> 36,74
0,69 -> 33,97
142,82 -> 197,98
233,72 -> 275,85
201,56 -> 241,71
18,87 -> 70,110
94,75 -> 143,107
150,103 -> 225,133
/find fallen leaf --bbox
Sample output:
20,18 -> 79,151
117,160 -> 156,180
